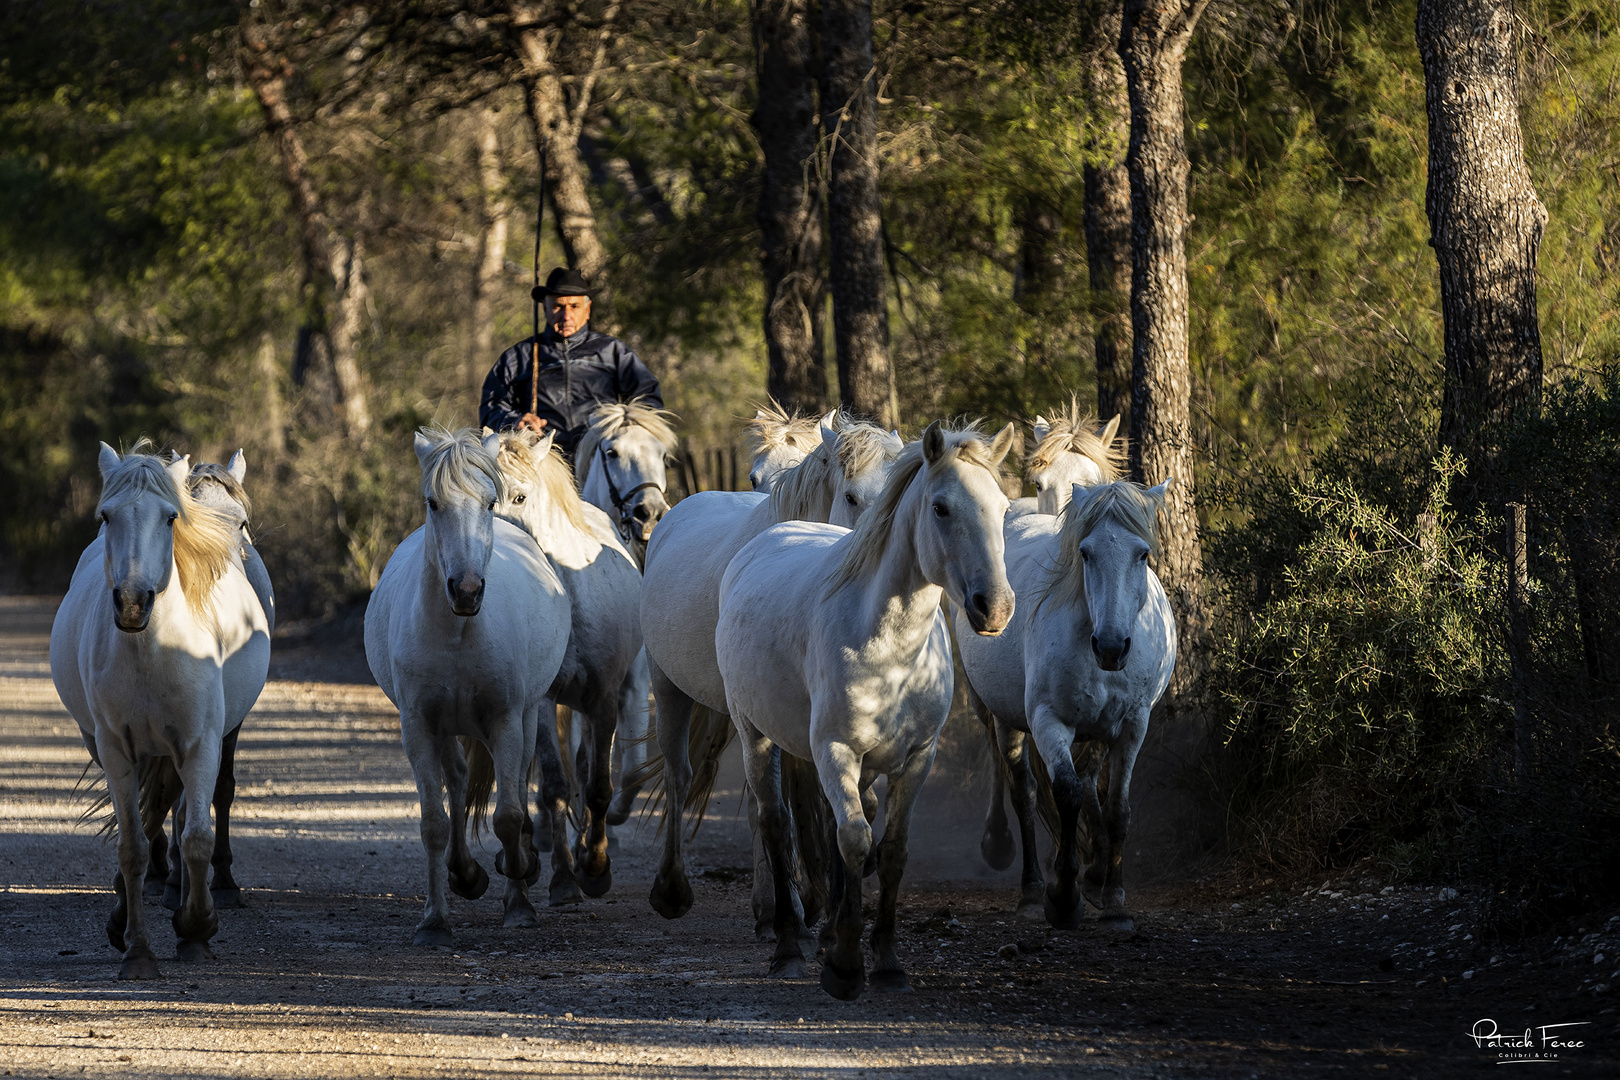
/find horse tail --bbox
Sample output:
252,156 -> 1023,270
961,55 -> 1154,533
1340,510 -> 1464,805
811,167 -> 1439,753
783,752 -> 833,925
621,701 -> 736,837
77,755 -> 181,840
463,737 -> 495,836
1028,747 -> 1061,842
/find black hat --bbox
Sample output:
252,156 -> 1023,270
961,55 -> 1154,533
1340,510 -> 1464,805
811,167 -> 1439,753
531,266 -> 592,303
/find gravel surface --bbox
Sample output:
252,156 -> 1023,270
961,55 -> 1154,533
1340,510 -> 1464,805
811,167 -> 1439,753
3,594 -> 1616,1078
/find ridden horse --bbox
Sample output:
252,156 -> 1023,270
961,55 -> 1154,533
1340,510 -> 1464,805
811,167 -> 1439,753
574,401 -> 677,566
478,426 -> 645,899
955,480 -> 1176,931
51,441 -> 270,978
640,415 -> 903,931
144,451 -> 275,910
364,427 -> 570,943
744,400 -> 825,492
715,422 -> 1016,999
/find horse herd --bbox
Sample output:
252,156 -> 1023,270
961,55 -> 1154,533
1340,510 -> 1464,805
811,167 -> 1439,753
47,399 -> 1177,1002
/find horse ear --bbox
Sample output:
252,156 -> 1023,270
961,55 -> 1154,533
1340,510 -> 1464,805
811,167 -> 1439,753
1145,478 -> 1172,506
227,450 -> 247,484
922,420 -> 947,467
1032,416 -> 1051,443
413,430 -> 434,468
98,442 -> 121,480
987,423 -> 1016,467
1070,481 -> 1103,516
1098,414 -> 1121,447
818,415 -> 841,456
480,425 -> 495,438
534,429 -> 557,457
166,454 -> 191,488
480,429 -> 502,455
820,409 -> 840,435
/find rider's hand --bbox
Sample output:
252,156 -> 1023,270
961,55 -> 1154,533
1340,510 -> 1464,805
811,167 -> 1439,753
519,414 -> 547,433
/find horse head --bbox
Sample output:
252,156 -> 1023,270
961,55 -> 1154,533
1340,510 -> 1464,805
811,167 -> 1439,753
1066,478 -> 1170,671
96,443 -> 188,632
577,402 -> 677,548
415,427 -> 504,617
914,422 -> 1017,636
746,402 -> 826,493
1028,407 -> 1125,516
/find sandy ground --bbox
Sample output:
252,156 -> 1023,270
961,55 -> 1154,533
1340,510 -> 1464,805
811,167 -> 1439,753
3,593 -> 1617,1078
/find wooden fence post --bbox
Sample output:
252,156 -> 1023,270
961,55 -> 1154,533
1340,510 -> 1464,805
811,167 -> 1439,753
1506,502 -> 1532,784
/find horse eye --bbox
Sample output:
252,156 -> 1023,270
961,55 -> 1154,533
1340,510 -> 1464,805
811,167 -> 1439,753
513,493 -> 526,504
606,447 -> 619,458
932,502 -> 948,518
845,492 -> 858,506
488,502 -> 496,512
1081,550 -> 1090,562
427,498 -> 439,512
167,513 -> 178,526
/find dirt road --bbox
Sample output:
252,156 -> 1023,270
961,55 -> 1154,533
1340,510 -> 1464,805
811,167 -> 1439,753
3,595 -> 1615,1077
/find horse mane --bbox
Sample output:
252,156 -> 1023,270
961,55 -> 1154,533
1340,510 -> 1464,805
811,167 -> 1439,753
418,425 -> 505,505
96,439 -> 237,622
824,423 -> 1001,596
746,398 -> 822,456
1027,397 -> 1126,481
573,399 -> 679,486
768,414 -> 902,522
187,462 -> 252,521
492,430 -> 591,535
1041,481 -> 1162,611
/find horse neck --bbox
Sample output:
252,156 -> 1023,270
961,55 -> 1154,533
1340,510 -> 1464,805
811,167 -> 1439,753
848,479 -> 940,655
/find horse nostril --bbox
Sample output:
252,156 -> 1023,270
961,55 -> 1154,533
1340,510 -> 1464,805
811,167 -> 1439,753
1119,637 -> 1132,662
1091,635 -> 1101,658
971,592 -> 991,618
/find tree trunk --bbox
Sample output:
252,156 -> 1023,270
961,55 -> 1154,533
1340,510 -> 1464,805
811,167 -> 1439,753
471,111 -> 512,408
327,229 -> 371,438
256,331 -> 286,457
508,2 -> 617,301
1120,0 -> 1210,654
1084,0 -> 1133,428
239,18 -> 371,439
820,0 -> 892,424
1416,0 -> 1546,493
752,0 -> 827,414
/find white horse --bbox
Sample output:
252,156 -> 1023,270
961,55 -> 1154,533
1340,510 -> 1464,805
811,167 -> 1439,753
574,401 -> 677,565
716,422 -> 1016,999
144,451 -> 275,909
364,427 -> 570,944
640,414 -> 903,928
983,405 -> 1125,870
955,480 -> 1176,931
744,400 -> 824,492
50,441 -> 270,978
480,426 -> 645,898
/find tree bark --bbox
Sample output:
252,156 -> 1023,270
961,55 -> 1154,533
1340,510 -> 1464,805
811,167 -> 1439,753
1417,0 -> 1546,493
507,2 -> 618,299
752,0 -> 827,414
471,111 -> 512,407
1084,0 -> 1133,427
239,17 -> 371,439
1120,0 -> 1210,653
820,0 -> 892,424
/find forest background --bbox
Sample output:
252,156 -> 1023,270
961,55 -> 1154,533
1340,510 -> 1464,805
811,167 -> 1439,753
3,0 -> 1619,927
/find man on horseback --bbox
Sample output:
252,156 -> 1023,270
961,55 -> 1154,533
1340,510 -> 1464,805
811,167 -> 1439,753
480,267 -> 663,456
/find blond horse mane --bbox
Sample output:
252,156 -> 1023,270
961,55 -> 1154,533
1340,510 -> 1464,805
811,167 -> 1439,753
1027,397 -> 1126,480
573,400 -> 679,486
187,462 -> 252,521
1040,481 -> 1162,612
768,414 -> 902,522
417,425 -> 506,505
491,430 -> 592,535
746,399 -> 823,456
824,424 -> 1003,596
96,439 -> 237,623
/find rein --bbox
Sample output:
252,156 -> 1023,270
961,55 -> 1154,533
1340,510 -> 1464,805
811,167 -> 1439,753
594,440 -> 663,538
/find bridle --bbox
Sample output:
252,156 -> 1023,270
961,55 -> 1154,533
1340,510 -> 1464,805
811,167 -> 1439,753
594,438 -> 664,540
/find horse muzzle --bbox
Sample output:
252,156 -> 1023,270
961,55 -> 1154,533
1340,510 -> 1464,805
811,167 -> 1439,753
446,573 -> 485,617
966,589 -> 1015,637
111,586 -> 154,633
1091,634 -> 1131,671
629,492 -> 669,542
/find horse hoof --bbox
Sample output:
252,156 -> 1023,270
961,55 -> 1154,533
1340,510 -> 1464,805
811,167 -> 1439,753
869,969 -> 914,993
504,898 -> 540,929
449,862 -> 490,901
413,924 -> 454,947
980,829 -> 1016,872
769,956 -> 808,979
606,796 -> 633,827
176,939 -> 214,963
819,959 -> 865,1002
173,910 -> 219,945
578,864 -> 612,899
162,883 -> 183,911
648,873 -> 693,920
1015,896 -> 1046,922
549,877 -> 585,907
1097,911 -> 1135,933
106,920 -> 126,953
211,886 -> 245,909
142,876 -> 166,899
119,950 -> 161,980
1043,890 -> 1083,931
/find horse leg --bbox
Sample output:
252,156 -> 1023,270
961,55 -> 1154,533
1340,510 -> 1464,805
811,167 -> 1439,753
1029,706 -> 1085,931
163,801 -> 185,910
607,650 -> 652,825
98,736 -> 159,978
572,700 -> 616,898
401,719 -> 455,946
786,755 -> 829,934
209,726 -> 243,908
171,738 -> 222,962
971,686 -> 1016,871
144,798 -> 170,899
488,719 -> 539,929
443,737 -> 489,901
534,697 -> 583,907
869,745 -> 936,993
648,663 -> 695,919
1078,748 -> 1108,910
811,737 -> 871,1001
1096,719 -> 1146,932
998,720 -> 1047,921
734,721 -> 807,978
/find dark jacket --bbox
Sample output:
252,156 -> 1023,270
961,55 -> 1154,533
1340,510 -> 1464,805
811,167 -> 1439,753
479,327 -> 663,454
